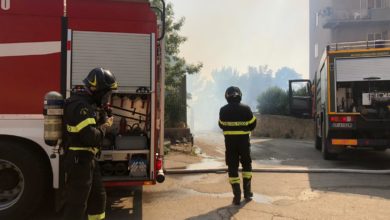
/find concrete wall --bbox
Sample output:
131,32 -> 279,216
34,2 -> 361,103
252,114 -> 315,140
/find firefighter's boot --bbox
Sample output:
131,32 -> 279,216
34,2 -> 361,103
243,178 -> 253,201
231,183 -> 241,205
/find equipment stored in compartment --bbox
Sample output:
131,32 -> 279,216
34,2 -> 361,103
115,135 -> 148,150
129,155 -> 148,177
98,91 -> 152,179
336,80 -> 390,119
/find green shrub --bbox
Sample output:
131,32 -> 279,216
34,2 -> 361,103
257,87 -> 288,115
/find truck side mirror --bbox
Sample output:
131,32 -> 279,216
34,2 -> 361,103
289,79 -> 313,118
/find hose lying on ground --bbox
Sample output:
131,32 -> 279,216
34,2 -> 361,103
165,168 -> 390,175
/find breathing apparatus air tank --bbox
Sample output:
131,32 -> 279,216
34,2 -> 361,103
43,91 -> 64,146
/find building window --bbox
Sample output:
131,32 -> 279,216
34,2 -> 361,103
315,43 -> 318,58
316,12 -> 319,27
368,32 -> 384,41
382,31 -> 388,40
368,0 -> 375,9
376,0 -> 382,8
368,33 -> 374,41
367,0 -> 388,8
385,0 -> 390,7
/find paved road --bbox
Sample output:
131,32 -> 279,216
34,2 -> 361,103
32,134 -> 390,219
251,138 -> 390,170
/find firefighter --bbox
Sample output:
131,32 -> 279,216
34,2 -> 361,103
63,67 -> 118,220
218,86 -> 257,205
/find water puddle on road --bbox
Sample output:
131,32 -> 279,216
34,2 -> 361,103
186,158 -> 225,170
251,139 -> 273,144
254,157 -> 283,165
185,189 -> 272,204
252,193 -> 272,204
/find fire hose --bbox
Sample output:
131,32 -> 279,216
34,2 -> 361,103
165,167 -> 390,175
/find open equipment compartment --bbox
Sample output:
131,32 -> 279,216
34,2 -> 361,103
334,56 -> 390,119
336,81 -> 390,117
68,28 -> 157,182
99,90 -> 152,180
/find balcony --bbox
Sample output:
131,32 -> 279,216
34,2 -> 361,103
323,8 -> 390,29
370,7 -> 390,20
327,40 -> 390,51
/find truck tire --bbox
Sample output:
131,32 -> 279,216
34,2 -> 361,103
321,130 -> 338,160
374,147 -> 387,152
315,136 -> 322,151
0,141 -> 49,220
315,115 -> 322,151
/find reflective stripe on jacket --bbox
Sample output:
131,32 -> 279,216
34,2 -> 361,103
67,118 -> 96,133
63,93 -> 104,148
219,102 -> 256,136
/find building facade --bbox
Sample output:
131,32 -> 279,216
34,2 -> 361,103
309,0 -> 390,79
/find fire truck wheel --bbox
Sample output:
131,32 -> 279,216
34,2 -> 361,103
321,127 -> 338,160
315,136 -> 322,151
0,141 -> 48,220
321,136 -> 338,160
314,116 -> 322,151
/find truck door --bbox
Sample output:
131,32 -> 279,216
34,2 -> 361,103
289,79 -> 313,118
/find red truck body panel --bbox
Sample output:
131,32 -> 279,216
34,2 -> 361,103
0,0 -> 157,114
0,0 -> 63,114
67,0 -> 156,34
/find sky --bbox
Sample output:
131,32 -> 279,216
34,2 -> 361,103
168,0 -> 309,79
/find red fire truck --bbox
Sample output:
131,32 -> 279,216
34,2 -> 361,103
0,0 -> 166,218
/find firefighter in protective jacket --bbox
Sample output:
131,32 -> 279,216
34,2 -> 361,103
63,68 -> 118,220
219,86 -> 257,205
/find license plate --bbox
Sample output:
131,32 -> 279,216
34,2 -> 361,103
331,123 -> 354,128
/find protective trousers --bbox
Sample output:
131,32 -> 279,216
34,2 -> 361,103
63,151 -> 106,220
225,135 -> 252,184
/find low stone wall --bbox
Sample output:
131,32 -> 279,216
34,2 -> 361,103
165,128 -> 194,145
252,114 -> 314,140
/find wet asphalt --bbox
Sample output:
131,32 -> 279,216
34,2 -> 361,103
31,136 -> 390,219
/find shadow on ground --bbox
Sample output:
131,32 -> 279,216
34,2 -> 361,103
251,138 -> 390,200
186,201 -> 249,220
30,186 -> 143,220
106,186 -> 143,220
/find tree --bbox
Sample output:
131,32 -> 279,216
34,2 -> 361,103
151,0 -> 203,128
257,87 -> 288,115
274,67 -> 302,90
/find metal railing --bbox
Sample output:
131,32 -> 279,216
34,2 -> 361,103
328,40 -> 390,51
323,6 -> 390,26
327,9 -> 370,21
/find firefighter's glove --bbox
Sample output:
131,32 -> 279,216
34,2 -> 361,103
106,116 -> 114,127
99,116 -> 114,135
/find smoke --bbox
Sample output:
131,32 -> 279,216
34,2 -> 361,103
187,65 -> 302,132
